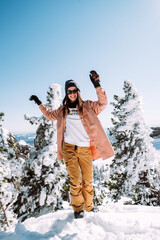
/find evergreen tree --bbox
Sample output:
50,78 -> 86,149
93,163 -> 110,206
0,114 -> 24,231
0,150 -> 18,231
14,84 -> 68,221
108,80 -> 160,205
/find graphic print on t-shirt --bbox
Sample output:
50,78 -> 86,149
68,108 -> 78,116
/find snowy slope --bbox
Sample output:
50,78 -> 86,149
1,202 -> 160,240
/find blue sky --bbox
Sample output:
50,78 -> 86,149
0,0 -> 160,132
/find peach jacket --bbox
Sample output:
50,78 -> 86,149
39,87 -> 115,160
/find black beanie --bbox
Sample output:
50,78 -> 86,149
65,80 -> 80,94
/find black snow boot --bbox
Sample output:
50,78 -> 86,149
74,210 -> 84,219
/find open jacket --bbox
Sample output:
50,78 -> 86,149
39,86 -> 115,160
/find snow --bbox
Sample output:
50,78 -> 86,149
19,140 -> 27,146
93,156 -> 114,168
0,202 -> 160,240
39,188 -> 47,206
0,128 -> 11,146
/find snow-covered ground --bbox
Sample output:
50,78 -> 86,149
1,202 -> 160,240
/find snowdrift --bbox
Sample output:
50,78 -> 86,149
1,203 -> 160,240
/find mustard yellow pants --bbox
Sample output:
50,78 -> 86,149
62,142 -> 93,212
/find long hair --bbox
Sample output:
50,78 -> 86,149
62,91 -> 84,117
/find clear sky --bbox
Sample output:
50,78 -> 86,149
0,0 -> 160,133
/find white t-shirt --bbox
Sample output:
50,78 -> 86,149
64,108 -> 90,147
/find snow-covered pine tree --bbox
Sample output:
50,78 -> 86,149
108,80 -> 160,205
0,113 -> 24,231
14,84 -> 68,221
0,154 -> 17,231
93,163 -> 110,206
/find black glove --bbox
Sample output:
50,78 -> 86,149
29,95 -> 42,105
89,70 -> 101,88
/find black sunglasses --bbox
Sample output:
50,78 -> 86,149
67,89 -> 78,95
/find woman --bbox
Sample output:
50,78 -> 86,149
30,70 -> 114,219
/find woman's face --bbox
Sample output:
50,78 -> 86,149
67,86 -> 78,103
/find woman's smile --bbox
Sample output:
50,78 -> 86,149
67,87 -> 78,102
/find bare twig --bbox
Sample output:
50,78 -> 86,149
0,199 -> 9,228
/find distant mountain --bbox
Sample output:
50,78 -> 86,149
150,127 -> 160,138
106,128 -> 160,151
13,132 -> 36,146
152,138 -> 160,150
150,127 -> 160,150
13,129 -> 160,150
